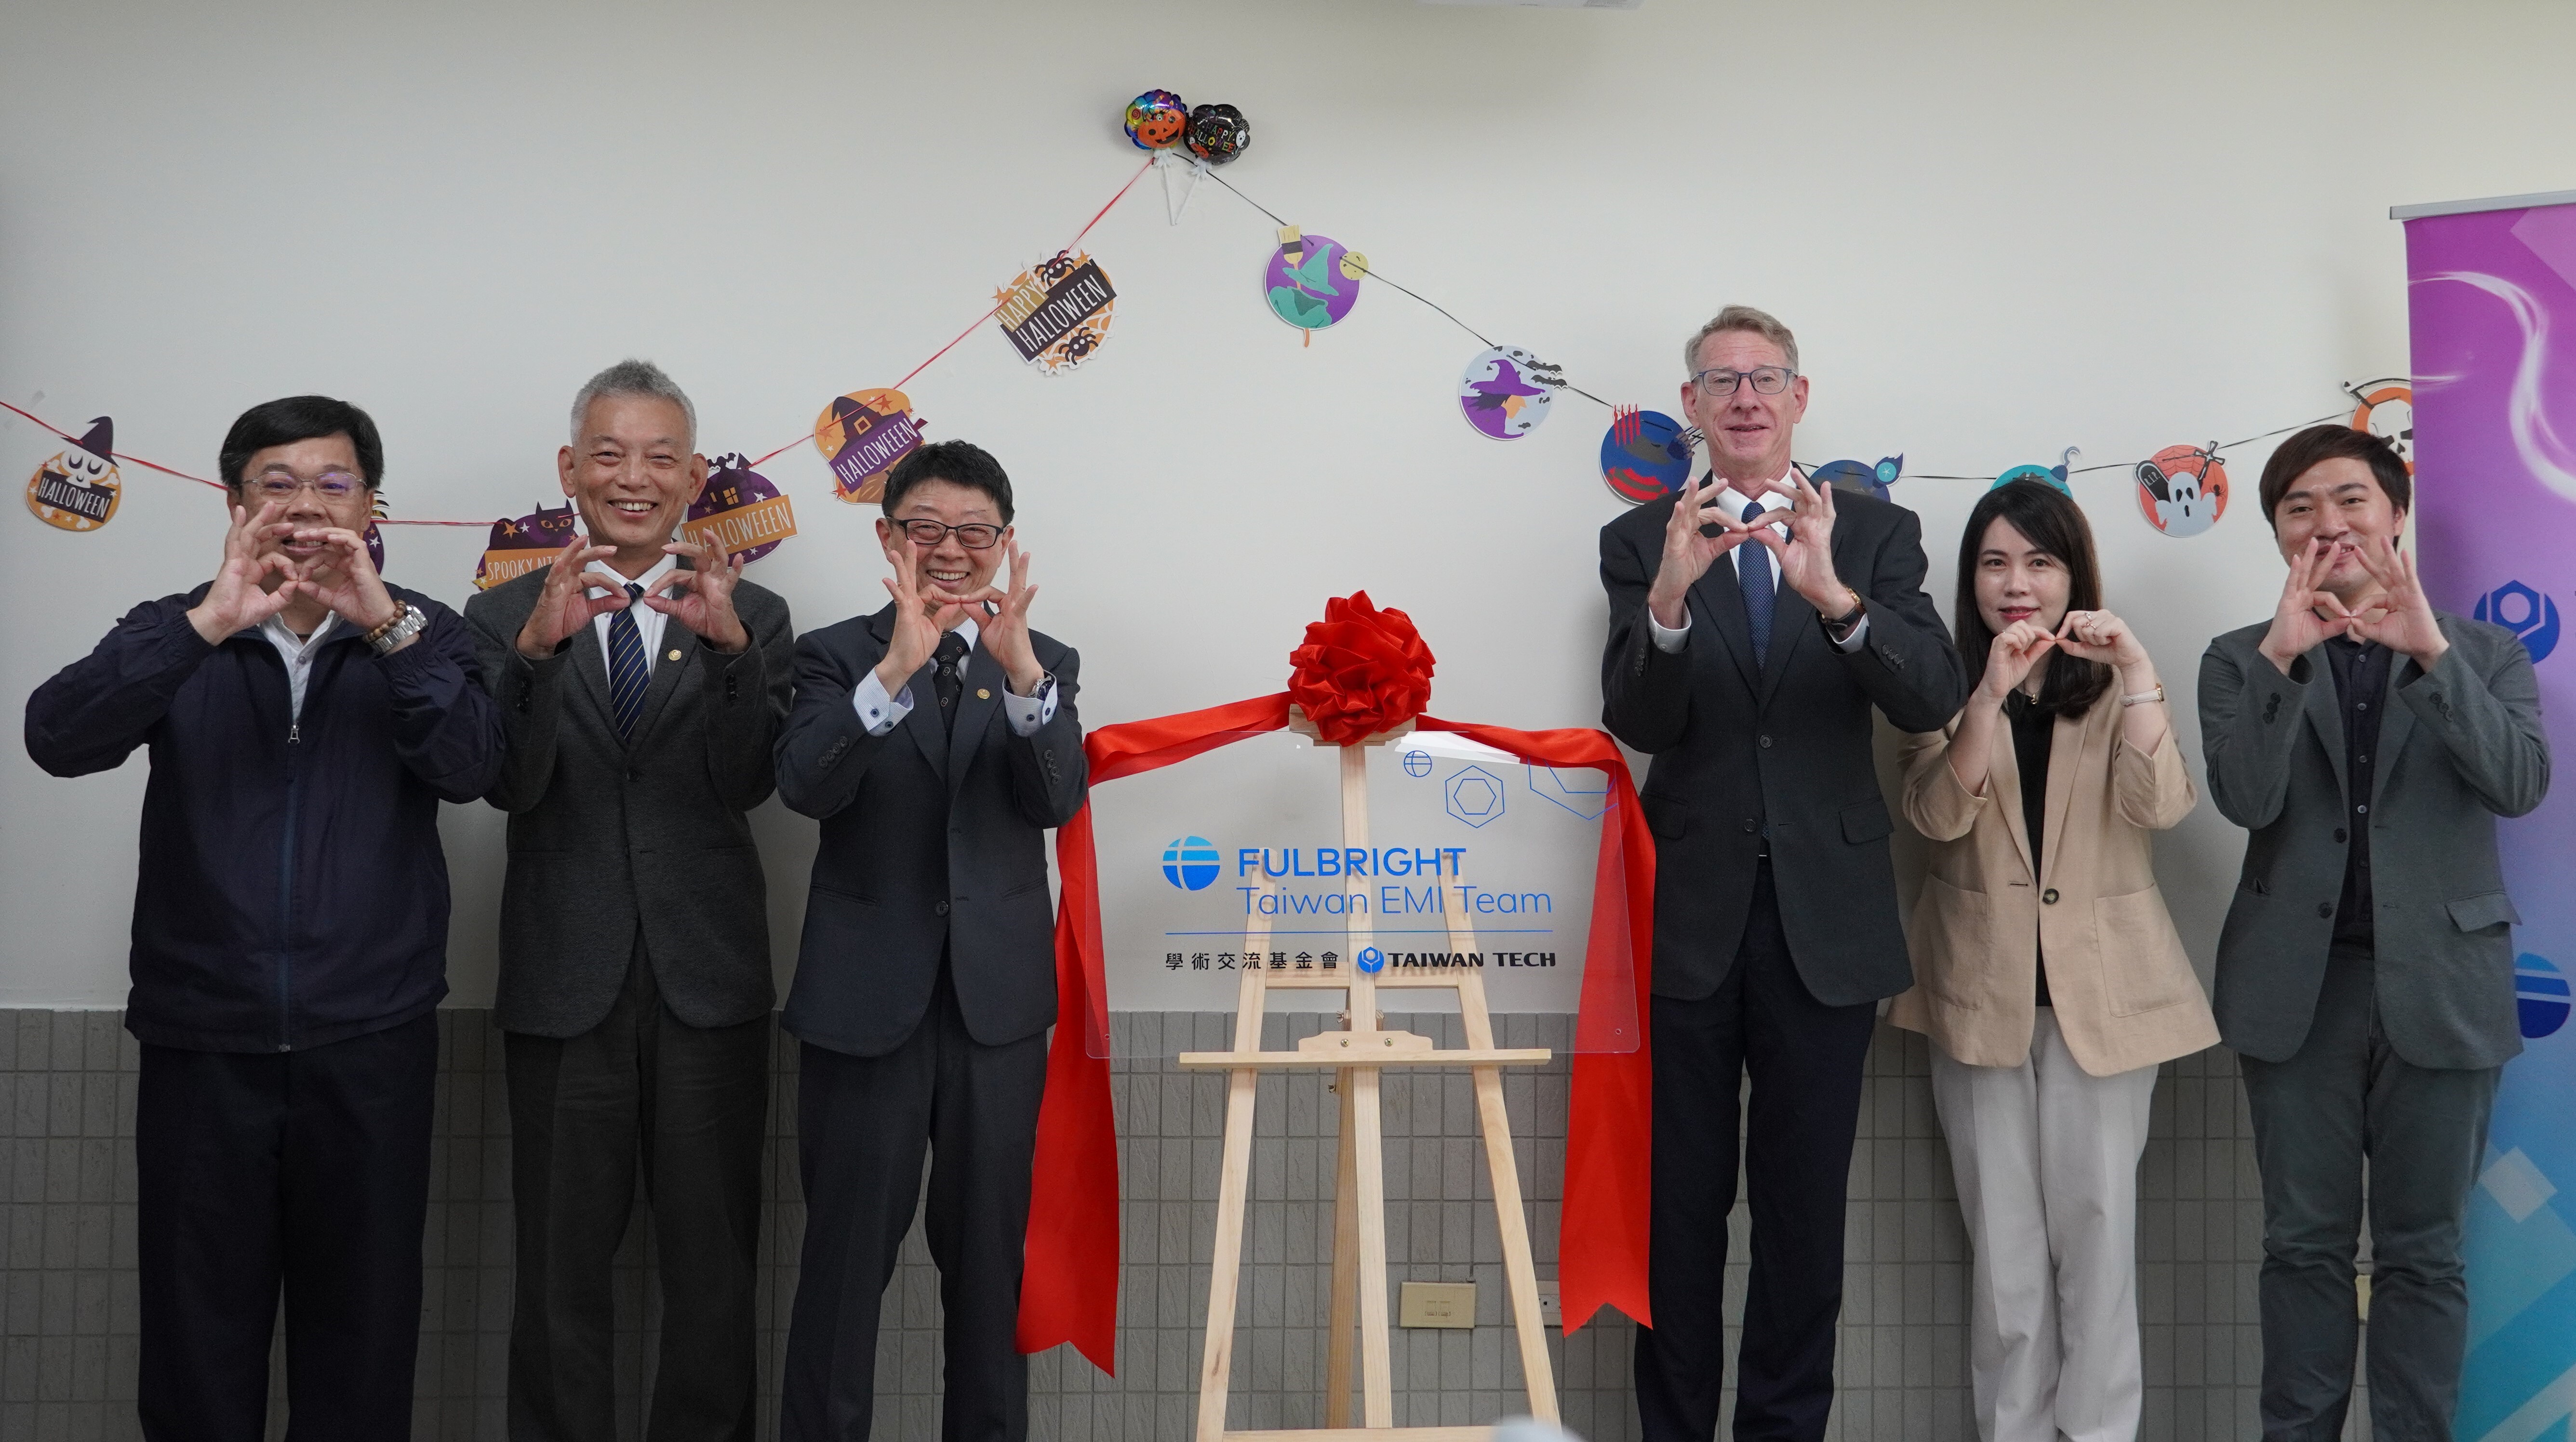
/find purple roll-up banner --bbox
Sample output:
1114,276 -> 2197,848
2401,189 -> 2576,1441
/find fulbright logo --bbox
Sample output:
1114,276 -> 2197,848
1162,836 -> 1222,892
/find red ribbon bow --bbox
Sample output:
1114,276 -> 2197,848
1014,597 -> 1657,1375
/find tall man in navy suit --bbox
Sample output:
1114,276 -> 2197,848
774,440 -> 1088,1442
1600,307 -> 1966,1441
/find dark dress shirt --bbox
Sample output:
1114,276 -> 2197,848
2323,636 -> 2393,953
2006,689 -> 2056,1007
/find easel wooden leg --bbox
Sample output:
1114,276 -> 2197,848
1472,1062 -> 1558,1424
1325,1074 -> 1360,1428
1350,1063 -> 1396,1429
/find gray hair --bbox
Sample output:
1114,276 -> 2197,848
1682,305 -> 1799,374
569,359 -> 696,450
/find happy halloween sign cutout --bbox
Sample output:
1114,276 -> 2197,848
25,417 -> 120,533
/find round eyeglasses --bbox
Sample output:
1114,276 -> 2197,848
895,519 -> 1004,550
246,469 -> 366,500
1690,365 -> 1797,397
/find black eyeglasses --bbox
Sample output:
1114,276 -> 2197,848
1690,365 -> 1797,397
894,518 -> 1004,550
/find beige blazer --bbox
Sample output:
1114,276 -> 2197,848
1887,688 -> 2218,1076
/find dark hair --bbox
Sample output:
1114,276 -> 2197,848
2257,424 -> 2410,528
218,395 -> 384,490
1952,478 -> 2111,716
882,439 -> 1014,524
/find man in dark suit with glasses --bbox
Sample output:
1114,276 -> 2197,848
1600,306 -> 1966,1441
774,439 -> 1088,1442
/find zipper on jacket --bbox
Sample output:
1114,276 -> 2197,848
277,718 -> 302,1051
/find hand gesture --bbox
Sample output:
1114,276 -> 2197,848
936,540 -> 1044,696
643,539 -> 750,653
283,526 -> 408,641
1975,620 -> 2058,704
2256,537 -> 2349,673
186,501 -> 298,644
872,538 -> 965,695
513,538 -> 630,660
2052,607 -> 2151,674
1751,470 -> 1851,614
1644,472 -> 1760,627
2343,535 -> 2449,667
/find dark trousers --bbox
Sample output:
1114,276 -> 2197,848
504,941 -> 772,1442
1636,860 -> 1880,1442
782,967 -> 1048,1442
136,1011 -> 440,1442
2240,947 -> 2499,1442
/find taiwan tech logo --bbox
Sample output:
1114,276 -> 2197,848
2518,953 -> 2569,1040
2474,581 -> 2560,664
1161,836 -> 1221,891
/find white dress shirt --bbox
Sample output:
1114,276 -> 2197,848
1648,470 -> 1870,655
852,614 -> 1057,738
584,552 -> 680,685
255,612 -> 347,720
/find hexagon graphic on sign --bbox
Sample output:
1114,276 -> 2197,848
1357,946 -> 1386,975
1528,764 -> 1610,821
2517,953 -> 2570,1039
1401,749 -> 1434,778
2474,580 -> 2561,664
1445,765 -> 1506,828
1162,836 -> 1221,891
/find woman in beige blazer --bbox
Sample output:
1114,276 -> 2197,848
1890,479 -> 2217,1442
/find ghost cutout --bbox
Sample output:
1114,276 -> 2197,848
2135,444 -> 2229,538
25,417 -> 121,533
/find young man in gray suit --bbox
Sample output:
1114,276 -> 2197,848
1600,307 -> 1966,1441
774,439 -> 1087,1442
2200,423 -> 2549,1441
463,361 -> 794,1442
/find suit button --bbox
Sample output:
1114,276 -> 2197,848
935,900 -> 951,917
2334,828 -> 2348,844
2317,902 -> 2334,919
626,768 -> 643,782
1759,735 -> 1773,749
1742,819 -> 1758,833
2042,888 -> 2060,904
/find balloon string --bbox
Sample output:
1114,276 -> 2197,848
749,156 -> 1155,470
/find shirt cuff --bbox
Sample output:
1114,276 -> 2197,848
1829,614 -> 1870,653
853,668 -> 914,736
1003,674 -> 1057,736
1647,608 -> 1690,654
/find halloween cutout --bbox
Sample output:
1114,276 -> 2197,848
2348,379 -> 2415,474
25,417 -> 120,532
994,251 -> 1117,375
1600,410 -> 1692,503
1458,345 -> 1563,441
1263,227 -> 1367,334
474,503 -> 582,590
813,388 -> 924,504
1994,447 -> 2080,496
2135,443 -> 2229,537
1809,455 -> 1904,502
681,455 -> 797,566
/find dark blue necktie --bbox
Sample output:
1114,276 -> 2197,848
1739,499 -> 1774,669
606,583 -> 648,739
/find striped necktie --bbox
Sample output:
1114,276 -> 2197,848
607,583 -> 648,739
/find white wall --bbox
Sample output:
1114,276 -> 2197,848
6,0 -> 2573,1010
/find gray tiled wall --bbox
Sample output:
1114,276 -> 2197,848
1,1009 -> 2308,1441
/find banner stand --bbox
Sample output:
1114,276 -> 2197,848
1178,708 -> 1557,1440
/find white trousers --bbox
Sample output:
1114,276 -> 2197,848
1930,1008 -> 2158,1442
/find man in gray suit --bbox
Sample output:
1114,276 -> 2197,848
464,360 -> 794,1442
2200,423 -> 2548,1442
774,439 -> 1086,1442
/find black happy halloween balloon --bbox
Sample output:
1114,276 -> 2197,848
1184,103 -> 1250,165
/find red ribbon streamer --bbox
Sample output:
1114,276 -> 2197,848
1017,622 -> 1657,1373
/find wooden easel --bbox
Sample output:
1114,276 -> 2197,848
1178,711 -> 1558,1442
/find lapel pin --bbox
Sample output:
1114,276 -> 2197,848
977,688 -> 991,700
667,648 -> 681,661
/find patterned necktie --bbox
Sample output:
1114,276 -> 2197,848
933,631 -> 971,732
1739,499 -> 1774,670
606,583 -> 648,739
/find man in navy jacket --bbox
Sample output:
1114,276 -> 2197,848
25,395 -> 502,1441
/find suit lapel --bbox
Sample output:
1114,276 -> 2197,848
1985,715 -> 2038,883
1687,551 -> 1762,696
569,621 -> 618,739
1756,577 -> 1817,709
2037,699 -> 2104,886
946,640 -> 1007,800
2372,652 -> 2420,808
629,606 -> 697,748
868,606 -> 947,780
2300,643 -> 2351,807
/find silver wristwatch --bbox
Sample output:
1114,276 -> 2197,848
366,603 -> 428,655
